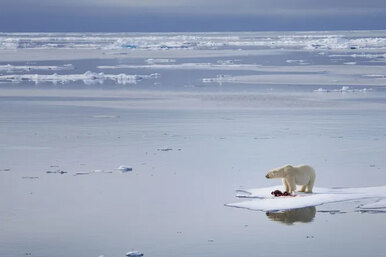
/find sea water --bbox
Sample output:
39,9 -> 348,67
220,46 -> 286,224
0,31 -> 385,257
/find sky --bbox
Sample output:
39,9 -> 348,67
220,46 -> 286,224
0,0 -> 385,32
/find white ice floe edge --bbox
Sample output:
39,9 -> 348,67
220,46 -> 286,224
226,185 -> 386,212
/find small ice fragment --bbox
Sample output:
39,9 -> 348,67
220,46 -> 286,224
126,251 -> 144,257
117,165 -> 133,172
157,148 -> 173,151
74,172 -> 90,176
22,176 -> 39,179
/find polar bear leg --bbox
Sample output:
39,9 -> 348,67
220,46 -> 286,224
299,185 -> 307,192
282,178 -> 289,192
287,177 -> 297,193
306,178 -> 314,193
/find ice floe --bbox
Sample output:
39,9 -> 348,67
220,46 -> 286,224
97,62 -> 260,71
126,251 -> 144,257
145,58 -> 176,64
286,59 -> 308,64
0,64 -> 73,72
0,71 -> 159,85
117,165 -> 133,172
358,199 -> 386,210
226,185 -> 386,212
328,53 -> 386,59
362,74 -> 386,79
314,86 -> 372,93
202,75 -> 233,85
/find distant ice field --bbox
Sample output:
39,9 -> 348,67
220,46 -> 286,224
0,31 -> 385,92
1,31 -> 386,51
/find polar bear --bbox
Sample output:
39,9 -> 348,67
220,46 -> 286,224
265,164 -> 316,193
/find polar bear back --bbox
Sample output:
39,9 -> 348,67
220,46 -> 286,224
289,165 -> 315,185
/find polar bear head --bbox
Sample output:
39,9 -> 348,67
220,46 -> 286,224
265,165 -> 293,179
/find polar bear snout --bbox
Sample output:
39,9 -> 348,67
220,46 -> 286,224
265,173 -> 271,179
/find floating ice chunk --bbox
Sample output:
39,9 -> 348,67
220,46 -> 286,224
126,251 -> 144,257
117,165 -> 133,172
362,74 -> 386,79
157,148 -> 173,152
0,64 -> 73,72
285,59 -> 308,64
202,74 -> 233,85
74,172 -> 90,176
313,86 -> 372,93
0,38 -> 18,49
0,71 -> 158,85
145,58 -> 176,64
227,185 -> 386,212
343,62 -> 356,65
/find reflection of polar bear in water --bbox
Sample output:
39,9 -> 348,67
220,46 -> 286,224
265,164 -> 316,193
266,206 -> 316,225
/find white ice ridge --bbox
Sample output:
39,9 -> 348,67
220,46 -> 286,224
0,64 -> 73,72
314,86 -> 372,93
0,71 -> 159,85
226,185 -> 386,212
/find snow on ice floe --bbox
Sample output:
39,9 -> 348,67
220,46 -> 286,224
226,185 -> 386,212
358,198 -> 386,210
0,71 -> 159,85
314,86 -> 372,93
0,64 -> 73,72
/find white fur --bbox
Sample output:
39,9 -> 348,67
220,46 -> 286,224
266,164 -> 316,193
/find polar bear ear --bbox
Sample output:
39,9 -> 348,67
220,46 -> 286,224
286,164 -> 293,168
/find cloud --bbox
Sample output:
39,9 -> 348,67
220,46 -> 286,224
3,0 -> 385,16
0,0 -> 385,31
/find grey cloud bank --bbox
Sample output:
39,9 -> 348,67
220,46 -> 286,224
0,0 -> 385,31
